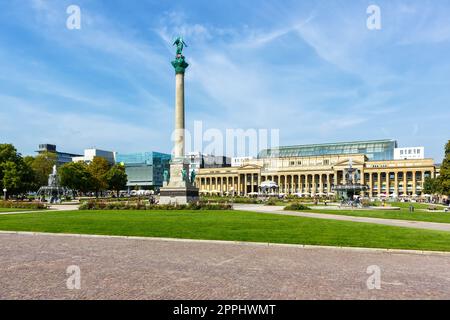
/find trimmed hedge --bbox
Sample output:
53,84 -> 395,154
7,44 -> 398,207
284,203 -> 311,211
0,201 -> 48,210
79,200 -> 233,211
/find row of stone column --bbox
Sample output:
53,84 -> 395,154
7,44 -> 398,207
197,170 -> 432,196
198,173 -> 336,196
197,174 -> 259,195
363,171 -> 430,196
264,173 -> 335,195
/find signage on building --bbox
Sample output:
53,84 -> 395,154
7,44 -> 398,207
394,147 -> 424,160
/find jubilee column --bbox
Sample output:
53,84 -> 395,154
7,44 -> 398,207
172,42 -> 188,160
159,37 -> 199,205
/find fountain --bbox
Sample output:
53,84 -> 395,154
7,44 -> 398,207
333,158 -> 369,202
37,165 -> 66,203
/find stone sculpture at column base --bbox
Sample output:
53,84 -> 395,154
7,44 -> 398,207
159,160 -> 199,205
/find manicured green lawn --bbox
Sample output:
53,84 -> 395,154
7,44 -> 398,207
376,201 -> 445,210
1,210 -> 450,251
307,207 -> 450,224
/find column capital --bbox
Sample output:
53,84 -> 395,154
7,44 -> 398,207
172,56 -> 189,74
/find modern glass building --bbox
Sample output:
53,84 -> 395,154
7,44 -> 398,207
116,152 -> 171,189
36,144 -> 82,166
258,139 -> 398,161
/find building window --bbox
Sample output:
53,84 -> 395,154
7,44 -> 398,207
297,161 -> 302,165
324,160 -> 329,165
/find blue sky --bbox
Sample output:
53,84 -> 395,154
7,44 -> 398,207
0,0 -> 449,161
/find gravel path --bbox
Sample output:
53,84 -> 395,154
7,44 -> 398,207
1,233 -> 449,300
0,204 -> 79,215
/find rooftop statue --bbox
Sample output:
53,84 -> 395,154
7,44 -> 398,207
173,36 -> 187,56
171,36 -> 189,74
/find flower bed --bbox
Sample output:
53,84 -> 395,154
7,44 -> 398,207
0,201 -> 48,210
79,200 -> 233,211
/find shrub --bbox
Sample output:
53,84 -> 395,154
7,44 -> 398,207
265,198 -> 278,206
0,201 -> 47,210
284,203 -> 311,211
79,200 -> 232,211
360,199 -> 371,207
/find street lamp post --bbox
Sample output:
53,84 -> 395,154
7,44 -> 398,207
3,188 -> 7,201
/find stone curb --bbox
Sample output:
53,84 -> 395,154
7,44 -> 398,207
1,230 -> 450,256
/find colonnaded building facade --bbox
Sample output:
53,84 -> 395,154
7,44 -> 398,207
195,139 -> 438,198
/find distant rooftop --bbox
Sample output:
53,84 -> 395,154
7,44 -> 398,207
35,144 -> 82,157
116,151 -> 171,165
258,139 -> 398,161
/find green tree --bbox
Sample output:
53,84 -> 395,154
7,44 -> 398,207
19,157 -> 36,193
23,156 -> 38,191
423,176 -> 440,195
0,144 -> 21,165
2,161 -> 21,197
438,140 -> 450,196
59,162 -> 92,194
106,164 -> 128,197
29,152 -> 57,188
87,157 -> 111,197
0,144 -> 35,196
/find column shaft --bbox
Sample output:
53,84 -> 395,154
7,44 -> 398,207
174,73 -> 185,159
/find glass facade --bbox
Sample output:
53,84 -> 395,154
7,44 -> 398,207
258,140 -> 397,161
36,144 -> 82,165
116,152 -> 171,188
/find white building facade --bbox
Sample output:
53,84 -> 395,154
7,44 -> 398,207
72,148 -> 116,165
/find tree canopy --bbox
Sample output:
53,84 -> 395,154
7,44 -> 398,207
59,162 -> 93,193
0,144 -> 35,196
422,140 -> 450,197
87,157 -> 111,197
107,164 -> 128,196
438,140 -> 450,196
30,151 -> 57,188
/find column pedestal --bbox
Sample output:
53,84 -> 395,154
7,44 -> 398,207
160,160 -> 199,205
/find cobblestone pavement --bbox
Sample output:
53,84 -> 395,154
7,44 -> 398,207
234,204 -> 450,232
1,233 -> 450,300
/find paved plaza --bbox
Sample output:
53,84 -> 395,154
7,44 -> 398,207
1,232 -> 450,300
